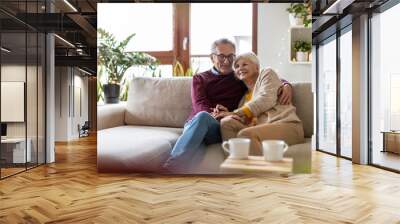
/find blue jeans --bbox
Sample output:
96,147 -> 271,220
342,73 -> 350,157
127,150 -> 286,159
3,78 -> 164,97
163,111 -> 221,170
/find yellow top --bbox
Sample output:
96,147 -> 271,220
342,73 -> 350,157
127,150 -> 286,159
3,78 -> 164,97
241,91 -> 253,118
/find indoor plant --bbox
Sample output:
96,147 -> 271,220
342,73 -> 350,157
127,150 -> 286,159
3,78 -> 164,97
293,40 -> 311,62
97,65 -> 104,103
286,2 -> 311,27
98,28 -> 157,103
173,61 -> 199,77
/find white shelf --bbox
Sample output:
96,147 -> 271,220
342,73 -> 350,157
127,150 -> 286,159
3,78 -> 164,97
289,26 -> 312,64
289,61 -> 312,65
289,25 -> 311,29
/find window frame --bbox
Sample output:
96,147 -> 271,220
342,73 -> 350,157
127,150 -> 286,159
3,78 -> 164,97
142,3 -> 258,72
368,0 -> 400,173
315,22 -> 353,161
338,24 -> 353,159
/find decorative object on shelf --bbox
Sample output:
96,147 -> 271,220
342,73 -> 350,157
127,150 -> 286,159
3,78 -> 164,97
286,2 -> 311,27
293,40 -> 311,62
289,26 -> 311,64
97,28 -> 158,104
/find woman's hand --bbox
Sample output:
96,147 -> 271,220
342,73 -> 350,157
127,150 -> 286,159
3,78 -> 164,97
214,111 -> 235,120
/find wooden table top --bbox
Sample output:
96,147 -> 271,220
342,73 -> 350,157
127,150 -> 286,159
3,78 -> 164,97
381,131 -> 400,134
220,156 -> 293,174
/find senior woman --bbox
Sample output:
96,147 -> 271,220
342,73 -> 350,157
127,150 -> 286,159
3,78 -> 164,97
215,52 -> 304,155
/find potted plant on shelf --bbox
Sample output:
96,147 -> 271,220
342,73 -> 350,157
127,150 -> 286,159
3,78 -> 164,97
293,40 -> 311,62
98,28 -> 157,104
286,2 -> 311,27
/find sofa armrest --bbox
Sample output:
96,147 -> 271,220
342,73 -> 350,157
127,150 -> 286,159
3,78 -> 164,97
97,103 -> 126,131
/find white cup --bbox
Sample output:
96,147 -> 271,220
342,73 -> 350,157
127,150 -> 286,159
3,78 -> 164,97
222,138 -> 250,159
262,140 -> 288,162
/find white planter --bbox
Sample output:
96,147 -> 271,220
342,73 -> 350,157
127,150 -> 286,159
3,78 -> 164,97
296,52 -> 309,62
289,14 -> 303,26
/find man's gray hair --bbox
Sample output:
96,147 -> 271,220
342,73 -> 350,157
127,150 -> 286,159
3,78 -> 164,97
211,38 -> 236,54
234,52 -> 260,69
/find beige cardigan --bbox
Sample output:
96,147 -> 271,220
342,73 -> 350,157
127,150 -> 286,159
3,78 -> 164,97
236,68 -> 301,125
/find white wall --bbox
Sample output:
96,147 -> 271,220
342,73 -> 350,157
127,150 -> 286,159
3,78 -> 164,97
72,73 -> 89,138
258,3 -> 311,83
55,66 -> 69,141
55,67 -> 89,141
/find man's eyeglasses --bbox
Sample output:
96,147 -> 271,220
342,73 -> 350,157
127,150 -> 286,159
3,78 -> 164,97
212,53 -> 236,62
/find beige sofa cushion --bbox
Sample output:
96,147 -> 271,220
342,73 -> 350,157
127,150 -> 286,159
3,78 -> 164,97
292,83 -> 314,138
97,126 -> 182,172
124,77 -> 313,136
97,125 -> 311,173
97,125 -> 228,173
125,77 -> 192,128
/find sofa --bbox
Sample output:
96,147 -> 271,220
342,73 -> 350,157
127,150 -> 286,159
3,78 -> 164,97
97,77 -> 313,174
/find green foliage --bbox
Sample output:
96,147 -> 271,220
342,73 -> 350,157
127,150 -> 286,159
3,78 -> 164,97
97,80 -> 104,102
294,41 -> 311,52
173,61 -> 199,77
120,80 -> 129,101
97,66 -> 104,102
185,66 -> 198,77
97,28 -> 158,85
286,2 -> 311,27
151,69 -> 162,78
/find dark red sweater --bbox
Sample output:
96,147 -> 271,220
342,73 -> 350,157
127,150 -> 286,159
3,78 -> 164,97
188,69 -> 247,121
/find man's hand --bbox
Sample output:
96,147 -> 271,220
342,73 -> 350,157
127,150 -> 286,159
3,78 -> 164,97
210,104 -> 229,119
213,104 -> 228,114
278,84 -> 292,105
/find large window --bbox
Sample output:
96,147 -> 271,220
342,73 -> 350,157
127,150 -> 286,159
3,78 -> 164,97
370,3 -> 400,171
316,24 -> 353,159
98,4 -> 173,52
190,3 -> 253,72
317,36 -> 337,155
315,0 -> 400,171
339,27 -> 352,158
98,3 -> 174,79
97,3 -> 255,78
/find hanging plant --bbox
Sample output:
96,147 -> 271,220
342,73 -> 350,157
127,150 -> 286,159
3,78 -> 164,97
286,2 -> 311,27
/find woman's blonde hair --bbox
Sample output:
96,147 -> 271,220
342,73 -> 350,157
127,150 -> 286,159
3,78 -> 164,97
233,52 -> 260,70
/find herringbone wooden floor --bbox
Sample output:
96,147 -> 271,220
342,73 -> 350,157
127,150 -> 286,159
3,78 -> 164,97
1,135 -> 400,224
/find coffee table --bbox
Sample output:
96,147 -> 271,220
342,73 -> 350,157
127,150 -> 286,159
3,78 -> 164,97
220,156 -> 293,175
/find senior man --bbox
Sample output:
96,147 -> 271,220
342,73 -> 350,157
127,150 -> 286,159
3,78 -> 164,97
163,38 -> 292,172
